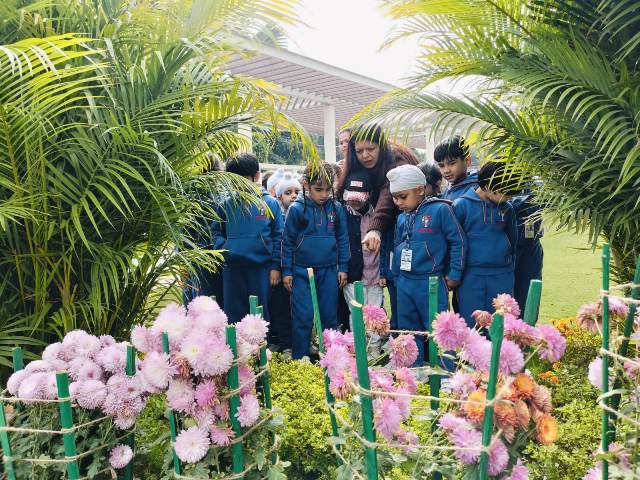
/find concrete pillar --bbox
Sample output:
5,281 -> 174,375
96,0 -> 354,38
323,104 -> 336,162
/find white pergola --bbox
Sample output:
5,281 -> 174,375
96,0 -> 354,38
226,39 -> 427,162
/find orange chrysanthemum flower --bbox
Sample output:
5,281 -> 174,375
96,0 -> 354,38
495,400 -> 517,430
532,384 -> 553,413
536,414 -> 559,445
514,399 -> 531,428
463,390 -> 486,423
513,373 -> 536,399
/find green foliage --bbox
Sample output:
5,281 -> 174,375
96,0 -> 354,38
0,0 -> 315,367
269,356 -> 336,480
134,395 -> 170,480
525,400 -> 600,480
366,0 -> 640,282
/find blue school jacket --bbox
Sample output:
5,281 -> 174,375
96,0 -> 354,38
281,194 -> 350,277
442,171 -> 478,201
392,198 -> 467,281
510,193 -> 543,247
211,189 -> 283,269
452,190 -> 517,274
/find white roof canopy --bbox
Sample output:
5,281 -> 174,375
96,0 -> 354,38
226,39 -> 427,160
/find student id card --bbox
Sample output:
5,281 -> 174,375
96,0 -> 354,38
524,219 -> 535,239
400,248 -> 413,272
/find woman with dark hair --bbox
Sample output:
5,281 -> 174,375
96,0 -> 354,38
336,125 -> 419,253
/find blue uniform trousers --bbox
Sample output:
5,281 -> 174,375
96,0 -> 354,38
291,265 -> 338,359
222,263 -> 271,324
183,268 -> 224,305
457,269 -> 514,327
514,242 -> 543,313
396,275 -> 449,366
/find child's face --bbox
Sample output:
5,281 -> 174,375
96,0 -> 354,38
338,132 -> 350,158
437,156 -> 471,184
279,187 -> 300,209
392,186 -> 426,212
305,181 -> 332,205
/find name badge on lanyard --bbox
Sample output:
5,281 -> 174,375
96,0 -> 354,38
400,248 -> 413,271
524,219 -> 535,239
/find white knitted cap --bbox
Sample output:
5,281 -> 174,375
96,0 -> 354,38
386,164 -> 426,194
266,169 -> 285,192
275,173 -> 302,197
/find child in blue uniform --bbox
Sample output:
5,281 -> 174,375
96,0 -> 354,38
282,163 -> 350,360
435,136 -> 478,201
268,173 -> 301,353
453,162 -> 520,325
388,164 -> 466,365
511,190 -> 544,312
212,153 -> 283,324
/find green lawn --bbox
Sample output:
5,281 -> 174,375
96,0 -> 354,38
538,228 -> 600,322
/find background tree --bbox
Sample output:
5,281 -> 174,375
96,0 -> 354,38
0,0 -> 313,366
359,0 -> 640,281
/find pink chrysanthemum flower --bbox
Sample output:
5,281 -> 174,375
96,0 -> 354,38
320,344 -> 352,377
472,310 -> 493,328
210,426 -> 234,447
103,377 -> 146,427
451,426 -> 482,464
499,339 -> 525,375
152,303 -> 190,345
488,437 -> 509,476
394,367 -> 417,395
433,311 -> 470,350
7,369 -> 30,396
194,380 -> 218,409
62,330 -> 102,360
460,330 -> 492,372
236,394 -> 260,427
504,315 -> 540,347
323,329 -> 354,353
109,444 -> 133,469
141,352 -> 176,390
439,412 -> 472,432
16,372 -> 46,400
167,378 -> 195,414
389,335 -> 419,368
582,466 -> 601,480
327,370 -> 354,399
577,302 -> 601,333
363,305 -> 390,335
77,360 -> 104,382
180,334 -> 233,377
624,359 -> 640,380
238,364 -> 256,396
213,400 -> 230,421
504,459 -> 529,480
237,314 -> 269,345
394,394 -> 411,420
396,429 -> 418,451
131,325 -> 153,354
42,342 -> 65,363
25,360 -> 55,373
588,357 -> 605,390
187,296 -> 228,335
114,415 -> 136,430
609,297 -> 629,319
449,371 -> 478,397
370,369 -> 394,391
492,294 -> 521,317
537,324 -> 567,363
236,338 -> 259,362
96,344 -> 127,374
76,380 -> 107,410
373,398 -> 402,442
174,427 -> 210,464
100,335 -> 116,348
193,408 -> 216,430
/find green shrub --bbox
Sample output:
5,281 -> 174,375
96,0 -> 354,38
134,394 -> 171,480
270,356 -> 337,480
525,400 -> 600,480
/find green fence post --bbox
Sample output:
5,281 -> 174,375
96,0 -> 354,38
226,326 -> 245,475
611,256 -> 640,435
428,276 -> 441,413
479,314 -> 504,480
162,333 -> 182,476
249,295 -> 259,314
56,372 -> 80,480
11,348 -> 23,372
307,268 -> 342,455
123,345 -> 136,480
601,245 -> 611,480
523,279 -> 542,326
351,281 -> 379,480
0,347 -> 22,480
255,302 -> 276,465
